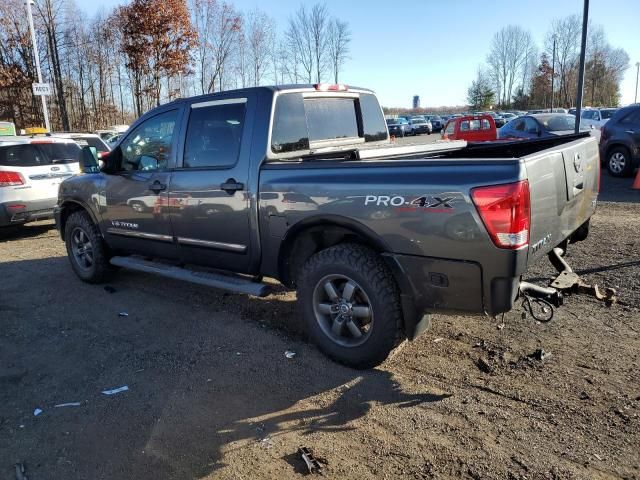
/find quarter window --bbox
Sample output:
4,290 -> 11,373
183,100 -> 246,169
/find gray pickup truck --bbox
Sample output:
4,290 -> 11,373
55,84 -> 599,368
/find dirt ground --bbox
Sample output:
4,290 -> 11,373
1,172 -> 638,480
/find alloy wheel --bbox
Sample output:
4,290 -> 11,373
312,274 -> 373,347
71,227 -> 94,270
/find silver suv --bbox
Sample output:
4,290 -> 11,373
0,136 -> 81,227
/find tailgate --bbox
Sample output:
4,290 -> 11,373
525,135 -> 599,265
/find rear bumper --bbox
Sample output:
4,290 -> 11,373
0,198 -> 57,227
384,251 -> 524,338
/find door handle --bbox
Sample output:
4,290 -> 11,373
149,180 -> 166,194
625,130 -> 635,134
220,178 -> 244,194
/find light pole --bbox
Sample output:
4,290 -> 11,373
635,62 -> 639,104
551,35 -> 556,111
574,0 -> 589,134
25,0 -> 50,132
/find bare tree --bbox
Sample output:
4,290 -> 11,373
309,3 -> 328,83
327,18 -> 350,83
286,5 -> 313,82
544,15 -> 582,107
191,0 -> 241,94
246,9 -> 274,87
487,25 -> 535,107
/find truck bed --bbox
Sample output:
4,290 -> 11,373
259,133 -> 599,316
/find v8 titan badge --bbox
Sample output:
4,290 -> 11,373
364,193 -> 462,213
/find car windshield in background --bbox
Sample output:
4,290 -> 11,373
601,109 -> 618,119
72,136 -> 109,153
537,115 -> 576,131
0,142 -> 80,167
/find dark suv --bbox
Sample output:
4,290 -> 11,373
599,104 -> 640,177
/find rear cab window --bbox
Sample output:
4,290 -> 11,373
270,90 -> 388,156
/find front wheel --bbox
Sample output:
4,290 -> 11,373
607,147 -> 634,177
298,243 -> 405,369
65,210 -> 113,283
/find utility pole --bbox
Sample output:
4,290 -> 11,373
635,62 -> 639,104
574,0 -> 589,134
25,0 -> 50,132
551,35 -> 556,111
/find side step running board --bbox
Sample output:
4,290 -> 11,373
110,256 -> 272,297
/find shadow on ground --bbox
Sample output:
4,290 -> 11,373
0,256 -> 448,479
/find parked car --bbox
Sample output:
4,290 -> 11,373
568,108 -> 577,116
386,118 -> 412,137
429,116 -> 444,132
51,133 -> 111,154
0,136 -> 81,227
55,83 -> 598,369
441,115 -> 497,142
408,117 -> 432,134
580,108 -> 619,130
599,104 -> 640,177
106,133 -> 123,149
498,114 -> 589,140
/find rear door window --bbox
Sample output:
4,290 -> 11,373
183,99 -> 246,169
620,109 -> 640,126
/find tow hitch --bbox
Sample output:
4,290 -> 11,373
519,247 -> 617,321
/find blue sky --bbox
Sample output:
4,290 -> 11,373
82,0 -> 640,108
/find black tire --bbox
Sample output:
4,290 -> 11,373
606,146 -> 634,177
297,243 -> 405,369
64,210 -> 113,283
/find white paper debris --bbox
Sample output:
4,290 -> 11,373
33,408 -> 43,416
54,402 -> 82,408
284,350 -> 296,359
102,386 -> 129,395
118,312 -> 129,317
433,338 -> 444,343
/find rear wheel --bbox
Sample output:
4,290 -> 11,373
298,243 -> 405,369
607,147 -> 634,177
65,210 -> 113,283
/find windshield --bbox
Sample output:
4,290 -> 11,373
601,109 -> 617,119
536,115 -> 576,131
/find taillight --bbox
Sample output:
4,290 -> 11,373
471,180 -> 530,249
314,83 -> 348,92
0,171 -> 24,187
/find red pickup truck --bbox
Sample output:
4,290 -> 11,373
441,115 -> 497,142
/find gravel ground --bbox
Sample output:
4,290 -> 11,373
0,170 -> 638,480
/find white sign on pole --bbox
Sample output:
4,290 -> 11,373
32,83 -> 52,96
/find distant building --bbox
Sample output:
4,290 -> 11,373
412,95 -> 420,109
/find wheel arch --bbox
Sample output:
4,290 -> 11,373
605,142 -> 631,160
58,199 -> 100,240
277,215 -> 390,288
